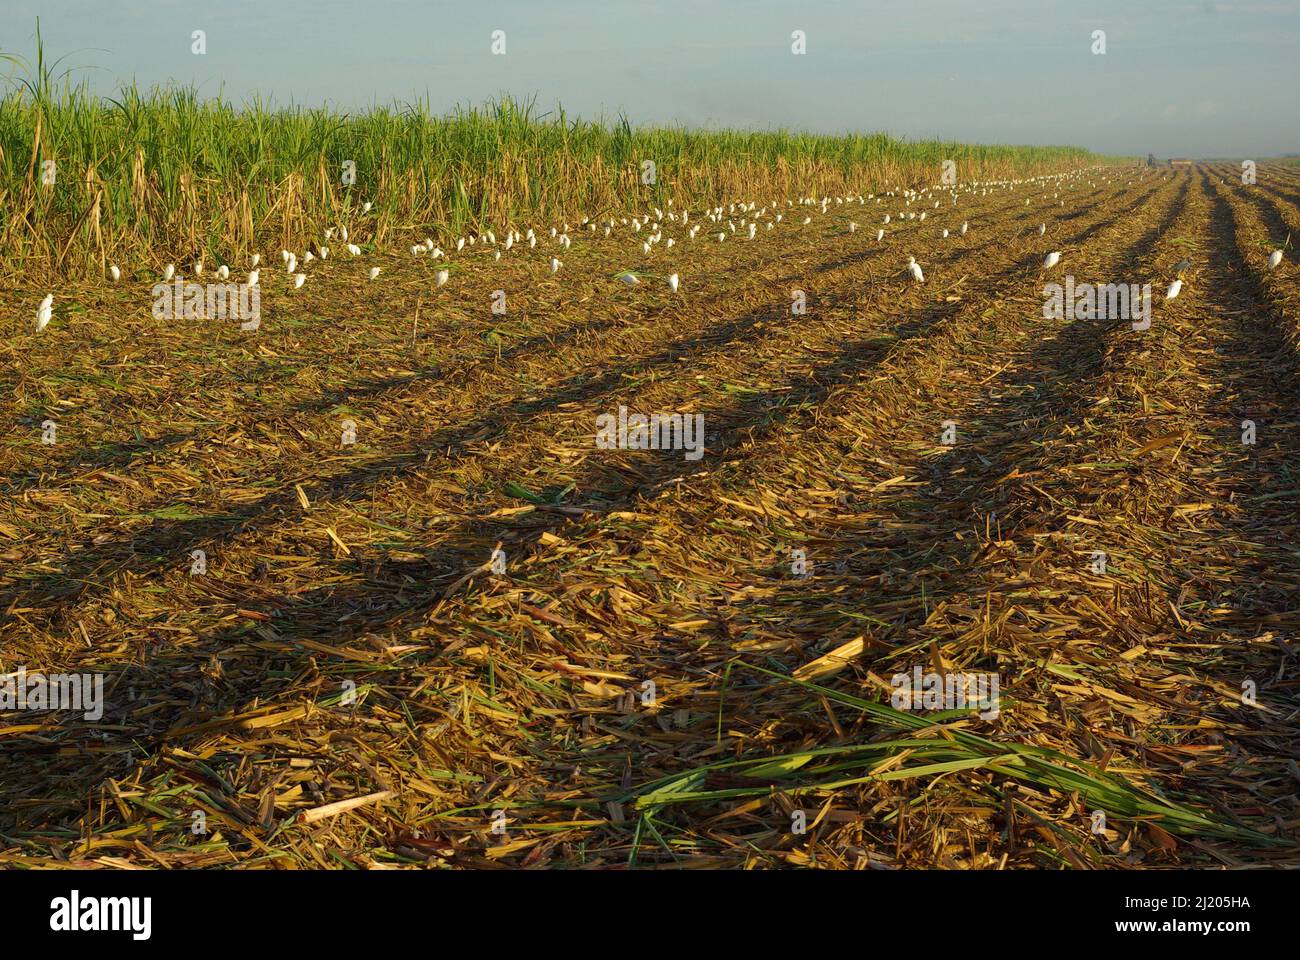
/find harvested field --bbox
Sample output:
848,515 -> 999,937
2,161 -> 1298,871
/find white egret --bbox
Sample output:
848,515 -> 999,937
36,294 -> 53,332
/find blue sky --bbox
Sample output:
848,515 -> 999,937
2,0 -> 1297,156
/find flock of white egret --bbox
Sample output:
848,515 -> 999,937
25,168 -> 1288,332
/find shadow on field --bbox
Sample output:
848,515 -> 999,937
724,176 -> 1190,637
1251,179 -> 1300,219
1193,171 -> 1300,627
0,207 -> 1103,834
0,293 -> 967,836
1233,181 -> 1300,251
684,170 -> 1300,849
0,178 -> 1165,835
0,182 -> 1148,616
